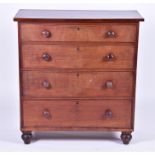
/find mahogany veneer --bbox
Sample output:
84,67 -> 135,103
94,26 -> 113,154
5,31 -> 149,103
14,9 -> 144,144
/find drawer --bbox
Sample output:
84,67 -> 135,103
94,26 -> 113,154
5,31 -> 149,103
22,71 -> 134,98
21,23 -> 136,42
22,100 -> 132,128
21,44 -> 136,69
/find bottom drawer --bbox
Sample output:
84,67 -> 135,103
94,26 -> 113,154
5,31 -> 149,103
22,100 -> 132,129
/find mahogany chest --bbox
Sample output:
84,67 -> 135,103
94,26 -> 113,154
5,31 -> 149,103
14,10 -> 144,144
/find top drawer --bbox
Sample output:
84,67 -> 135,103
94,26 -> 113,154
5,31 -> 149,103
20,23 -> 137,42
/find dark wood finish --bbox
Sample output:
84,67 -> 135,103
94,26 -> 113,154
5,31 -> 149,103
23,100 -> 132,128
121,132 -> 132,144
21,131 -> 32,144
14,9 -> 144,144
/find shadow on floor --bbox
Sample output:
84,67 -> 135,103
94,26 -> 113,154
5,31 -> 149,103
32,131 -> 121,144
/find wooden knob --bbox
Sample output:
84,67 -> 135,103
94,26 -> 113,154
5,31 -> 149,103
76,72 -> 79,77
77,26 -> 80,31
105,53 -> 115,61
43,109 -> 51,119
42,53 -> 51,61
104,109 -> 112,118
42,80 -> 51,89
105,81 -> 113,89
76,47 -> 80,51
42,30 -> 51,38
76,101 -> 79,105
105,31 -> 116,38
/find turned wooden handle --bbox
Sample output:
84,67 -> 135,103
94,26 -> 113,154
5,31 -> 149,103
42,30 -> 51,38
105,53 -> 115,61
105,81 -> 113,89
105,31 -> 116,38
104,109 -> 113,118
43,109 -> 52,119
42,80 -> 51,89
42,53 -> 51,61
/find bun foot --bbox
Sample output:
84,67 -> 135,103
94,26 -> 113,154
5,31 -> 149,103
21,132 -> 32,144
121,132 -> 132,144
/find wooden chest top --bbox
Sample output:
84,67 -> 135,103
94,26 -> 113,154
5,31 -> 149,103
14,9 -> 144,22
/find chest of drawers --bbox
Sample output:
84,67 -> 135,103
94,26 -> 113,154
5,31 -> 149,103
14,10 -> 144,144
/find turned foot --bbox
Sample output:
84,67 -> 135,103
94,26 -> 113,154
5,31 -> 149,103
21,132 -> 32,144
121,132 -> 132,144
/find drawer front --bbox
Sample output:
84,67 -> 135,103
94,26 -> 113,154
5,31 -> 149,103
22,100 -> 132,128
22,71 -> 134,98
21,23 -> 136,42
22,44 -> 136,69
